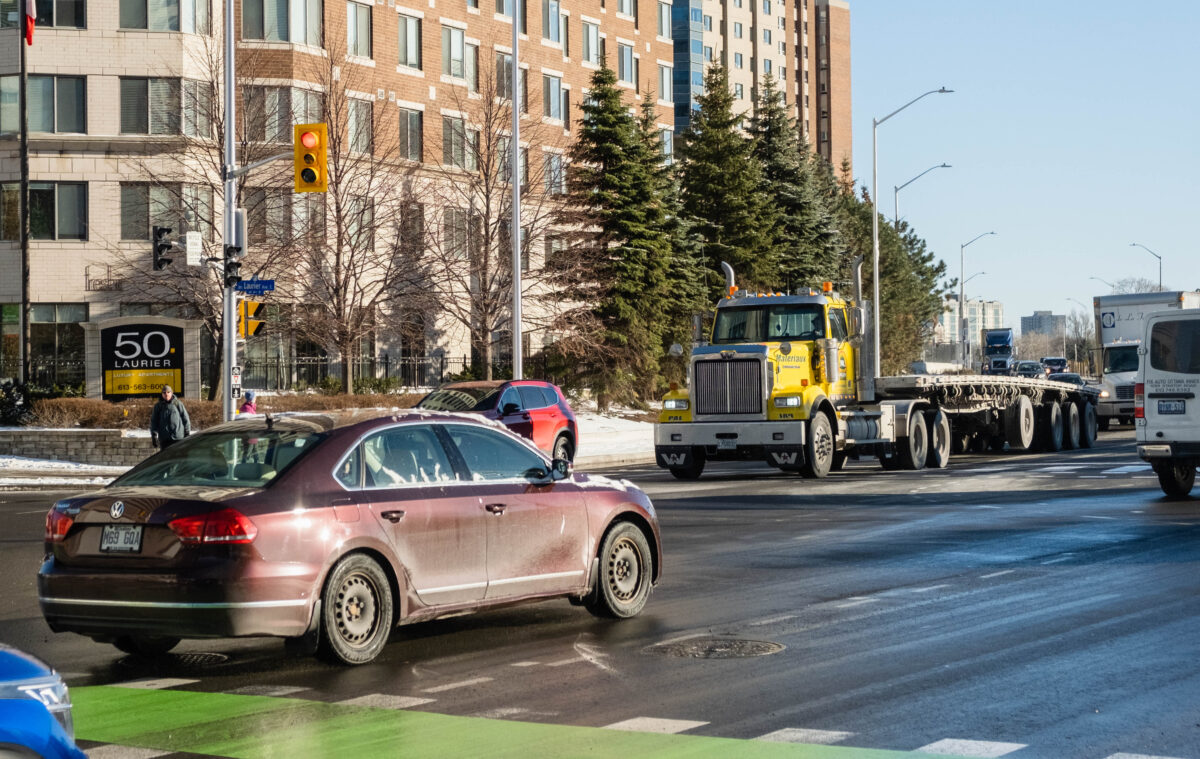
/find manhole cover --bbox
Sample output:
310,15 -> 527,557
172,652 -> 229,668
644,637 -> 784,659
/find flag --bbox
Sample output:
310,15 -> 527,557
25,0 -> 34,45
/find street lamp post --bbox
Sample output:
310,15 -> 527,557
871,87 -> 953,376
960,271 -> 985,367
894,163 -> 951,227
1129,243 -> 1162,292
1089,276 -> 1114,291
959,232 -> 996,366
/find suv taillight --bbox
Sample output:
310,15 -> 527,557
1134,382 -> 1145,418
168,508 -> 258,544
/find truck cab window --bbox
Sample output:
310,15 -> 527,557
829,309 -> 848,340
713,304 -> 824,344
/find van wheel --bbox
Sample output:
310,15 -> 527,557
1154,461 -> 1196,499
318,554 -> 393,666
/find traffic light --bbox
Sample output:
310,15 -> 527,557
294,123 -> 329,193
152,226 -> 173,271
223,245 -> 242,288
238,300 -> 266,338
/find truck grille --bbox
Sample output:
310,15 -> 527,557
1116,384 -> 1135,400
694,359 -> 763,415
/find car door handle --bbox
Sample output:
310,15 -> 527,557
485,503 -> 507,514
380,510 -> 406,523
331,497 -> 353,506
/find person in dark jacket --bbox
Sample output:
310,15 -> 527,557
150,385 -> 191,449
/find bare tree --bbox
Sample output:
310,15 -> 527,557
1112,276 -> 1171,294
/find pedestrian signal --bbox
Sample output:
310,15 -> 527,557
239,300 -> 266,338
294,123 -> 329,193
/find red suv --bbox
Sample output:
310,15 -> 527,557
417,380 -> 578,461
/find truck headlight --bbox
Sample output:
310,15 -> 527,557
1099,390 -> 1110,398
664,399 -> 689,410
774,396 -> 802,408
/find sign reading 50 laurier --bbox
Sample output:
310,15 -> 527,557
100,324 -> 185,399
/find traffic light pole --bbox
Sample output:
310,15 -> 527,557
220,0 -> 239,422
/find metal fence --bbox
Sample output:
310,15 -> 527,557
0,359 -> 87,389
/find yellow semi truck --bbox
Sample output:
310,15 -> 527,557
655,262 -> 1101,479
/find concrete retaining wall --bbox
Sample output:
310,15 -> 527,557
0,429 -> 155,466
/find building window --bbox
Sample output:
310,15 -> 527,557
582,21 -> 600,64
656,1 -> 669,36
617,0 -> 631,15
398,107 -> 422,161
444,207 -> 470,258
121,183 -> 213,241
657,64 -> 671,102
442,116 -> 477,170
763,58 -> 771,74
30,303 -> 87,377
543,234 -> 564,270
544,153 -> 564,195
734,83 -> 743,99
441,26 -> 478,90
702,13 -> 711,30
1,182 -> 86,240
761,0 -> 769,12
542,0 -> 559,42
703,45 -> 712,62
778,15 -> 784,29
763,28 -> 770,44
244,86 -> 322,142
0,75 -> 84,134
542,74 -> 562,120
733,21 -> 742,38
119,0 -> 208,32
347,195 -> 374,250
1,0 -> 86,28
348,98 -> 372,153
733,52 -> 743,69
499,137 -> 527,187
396,203 -> 424,261
398,13 -> 421,68
617,43 -> 636,84
243,0 -> 321,44
495,53 -> 528,111
660,128 -> 673,164
347,1 -> 371,57
245,189 -> 324,245
119,77 -> 177,134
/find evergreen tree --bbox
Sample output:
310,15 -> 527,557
748,76 -> 840,291
677,65 -> 777,297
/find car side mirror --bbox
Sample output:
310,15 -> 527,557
524,466 -> 551,481
551,457 -> 572,480
502,402 -> 521,416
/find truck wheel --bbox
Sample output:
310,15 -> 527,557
831,450 -> 848,471
1098,416 -> 1110,432
1062,403 -> 1080,449
1153,461 -> 1196,499
898,412 -> 928,470
924,409 -> 951,468
1040,401 -> 1064,452
799,412 -> 834,478
1005,396 -> 1036,450
1078,403 -> 1097,448
669,460 -> 705,480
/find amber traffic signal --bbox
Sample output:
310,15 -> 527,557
294,123 -> 328,193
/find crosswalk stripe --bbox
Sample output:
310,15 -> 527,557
338,693 -> 436,709
917,738 -> 1027,757
421,677 -> 493,693
228,685 -> 308,697
756,728 -> 853,744
1102,465 -> 1153,474
1104,753 -> 1192,759
603,717 -> 708,734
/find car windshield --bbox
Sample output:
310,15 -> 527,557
114,429 -> 325,487
1103,345 -> 1140,374
1050,374 -> 1083,385
712,304 -> 825,344
419,387 -> 502,411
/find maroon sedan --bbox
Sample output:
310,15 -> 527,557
417,380 -> 578,461
38,411 -> 660,666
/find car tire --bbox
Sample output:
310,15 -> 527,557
1078,403 -> 1097,448
318,553 -> 393,666
112,635 -> 180,657
1063,402 -> 1080,449
1153,461 -> 1196,499
924,409 -> 951,469
799,412 -> 834,478
585,522 -> 653,619
553,433 -> 575,462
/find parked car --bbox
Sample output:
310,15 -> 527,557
1015,361 -> 1046,378
1048,372 -> 1086,386
1041,357 -> 1069,374
38,411 -> 660,666
417,380 -> 578,461
0,645 -> 85,759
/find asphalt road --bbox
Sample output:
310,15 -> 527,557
2,428 -> 1198,759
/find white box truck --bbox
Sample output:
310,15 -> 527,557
1093,292 -> 1200,430
1136,309 -> 1200,497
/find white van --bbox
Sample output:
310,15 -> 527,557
1136,310 -> 1200,497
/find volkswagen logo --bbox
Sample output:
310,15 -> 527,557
109,501 -> 125,520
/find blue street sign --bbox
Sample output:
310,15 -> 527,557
235,279 -> 275,294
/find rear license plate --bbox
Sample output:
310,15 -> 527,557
717,438 -> 737,451
1158,399 -> 1186,415
100,524 -> 143,553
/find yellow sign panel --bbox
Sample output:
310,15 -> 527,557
104,368 -> 183,396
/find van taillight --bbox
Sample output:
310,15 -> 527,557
45,508 -> 74,542
1134,382 -> 1144,418
168,508 -> 258,544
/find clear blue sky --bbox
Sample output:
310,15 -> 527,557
847,1 -> 1199,333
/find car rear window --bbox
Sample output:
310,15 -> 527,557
1150,319 -> 1200,374
115,429 -> 325,487
418,387 -> 495,411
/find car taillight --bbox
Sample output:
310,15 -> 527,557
168,508 -> 258,544
1134,382 -> 1145,418
45,508 -> 74,542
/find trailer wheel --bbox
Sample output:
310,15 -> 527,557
1040,401 -> 1064,452
897,412 -> 928,470
951,431 -> 971,455
1078,403 -> 1097,448
1098,416 -> 1110,432
1062,403 -> 1080,449
799,412 -> 834,478
831,450 -> 848,471
1005,396 -> 1036,450
1153,461 -> 1196,499
924,409 -> 951,468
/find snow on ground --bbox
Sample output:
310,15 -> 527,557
574,411 -> 654,458
0,455 -> 129,474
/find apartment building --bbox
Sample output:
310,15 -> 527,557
0,0 -> 675,386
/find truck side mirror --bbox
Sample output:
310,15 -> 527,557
849,308 -> 864,336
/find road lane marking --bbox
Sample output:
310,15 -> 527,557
1082,515 -> 1118,520
227,685 -> 308,697
749,614 -> 797,626
909,584 -> 951,593
546,656 -> 585,667
1104,753 -> 1191,759
510,661 -> 540,667
113,678 -> 199,690
338,693 -> 435,709
979,570 -> 1015,579
835,597 -> 877,608
1040,554 -> 1075,565
917,738 -> 1027,756
756,728 -> 853,744
603,717 -> 709,734
421,677 -> 493,693
471,706 -> 530,719
1102,465 -> 1152,474
85,746 -> 172,758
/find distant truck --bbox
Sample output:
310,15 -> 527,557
1136,308 -> 1200,498
1094,292 -> 1200,430
981,328 -> 1017,375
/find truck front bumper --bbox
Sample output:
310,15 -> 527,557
654,421 -> 807,469
1098,400 -> 1135,419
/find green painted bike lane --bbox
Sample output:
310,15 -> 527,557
74,686 -> 949,758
